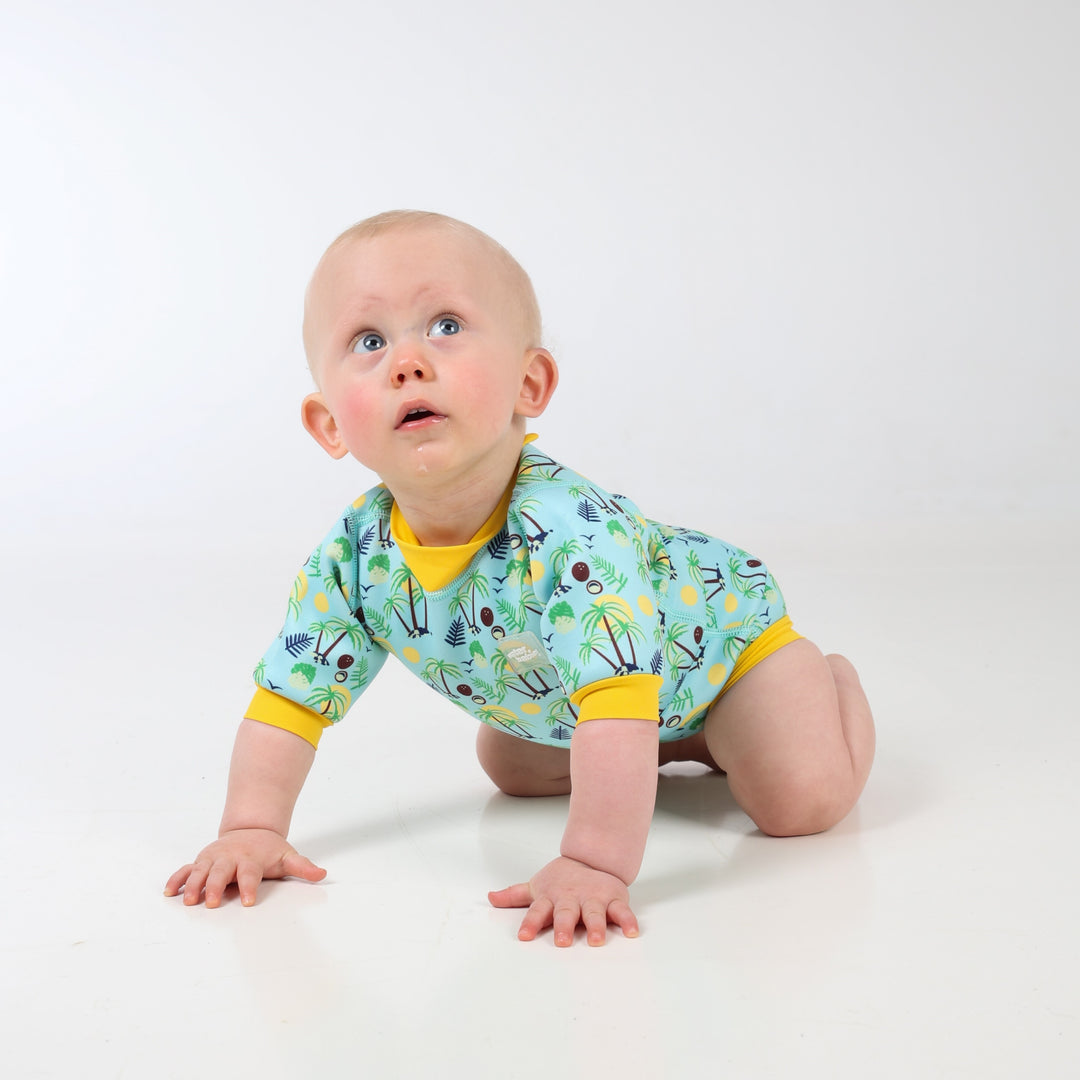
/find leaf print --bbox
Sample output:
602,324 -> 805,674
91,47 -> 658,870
670,685 -> 695,714
284,633 -> 313,658
487,528 -> 511,560
497,597 -> 526,633
577,501 -> 600,524
553,655 -> 582,690
349,656 -> 369,691
445,617 -> 466,649
470,675 -> 499,702
593,556 -> 629,593
357,524 -> 376,556
364,609 -> 391,638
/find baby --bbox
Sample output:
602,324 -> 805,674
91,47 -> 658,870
165,210 -> 875,947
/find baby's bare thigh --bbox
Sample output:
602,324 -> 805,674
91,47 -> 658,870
703,638 -> 862,835
476,723 -> 573,796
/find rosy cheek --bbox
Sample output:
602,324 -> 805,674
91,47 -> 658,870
332,387 -> 377,437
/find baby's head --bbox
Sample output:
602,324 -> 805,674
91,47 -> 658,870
302,210 -> 543,380
298,210 -> 557,486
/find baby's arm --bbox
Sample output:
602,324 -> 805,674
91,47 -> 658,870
164,718 -> 326,907
488,718 -> 659,946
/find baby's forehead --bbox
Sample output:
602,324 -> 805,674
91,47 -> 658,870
306,216 -> 542,347
331,221 -> 499,277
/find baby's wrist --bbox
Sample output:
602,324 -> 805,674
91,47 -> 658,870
557,848 -> 633,887
217,823 -> 287,840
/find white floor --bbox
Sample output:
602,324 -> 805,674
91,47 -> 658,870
3,517 -> 1077,1079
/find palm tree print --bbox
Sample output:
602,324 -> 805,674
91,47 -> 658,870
518,449 -> 566,479
308,617 -> 368,666
662,620 -> 705,674
451,566 -> 491,633
386,566 -> 430,638
490,648 -> 557,702
567,482 -> 616,515
699,560 -> 728,601
546,696 -> 578,732
287,571 -> 309,621
549,538 -> 582,579
646,537 -> 675,593
686,550 -> 704,591
423,657 -> 464,696
580,597 -> 645,675
517,495 -> 551,551
723,614 -> 766,665
306,683 -> 351,721
478,704 -> 535,737
730,556 -> 770,599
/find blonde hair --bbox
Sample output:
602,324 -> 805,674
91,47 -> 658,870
314,209 -> 542,348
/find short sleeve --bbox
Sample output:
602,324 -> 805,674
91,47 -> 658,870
252,510 -> 386,735
536,490 -> 663,711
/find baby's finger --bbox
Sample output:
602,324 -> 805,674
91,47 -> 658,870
552,901 -> 581,948
203,860 -> 237,909
181,864 -> 210,906
487,882 -> 533,909
581,902 -> 610,947
281,852 -> 327,883
516,896 -> 554,942
236,861 -> 264,907
607,898 -> 640,939
164,865 -> 195,897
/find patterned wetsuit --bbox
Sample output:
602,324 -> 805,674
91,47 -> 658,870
249,441 -> 798,748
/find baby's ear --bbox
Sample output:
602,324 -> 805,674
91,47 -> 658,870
301,393 -> 350,459
516,348 -> 559,418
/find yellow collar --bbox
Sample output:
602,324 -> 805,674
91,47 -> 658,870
390,478 -> 515,592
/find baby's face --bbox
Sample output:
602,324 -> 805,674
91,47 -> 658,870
302,224 -> 548,491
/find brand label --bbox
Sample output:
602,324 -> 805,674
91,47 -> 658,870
496,631 -> 552,674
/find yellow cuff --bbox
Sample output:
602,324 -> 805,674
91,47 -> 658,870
570,673 -> 663,725
725,615 -> 802,694
245,686 -> 331,748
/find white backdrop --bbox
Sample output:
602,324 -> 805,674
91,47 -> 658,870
3,0 -> 1077,558
2,8 -> 1079,1073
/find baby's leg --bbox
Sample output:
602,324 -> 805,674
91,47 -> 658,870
476,724 -> 573,796
704,640 -> 874,836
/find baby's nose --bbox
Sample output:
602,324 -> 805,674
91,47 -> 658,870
390,341 -> 430,383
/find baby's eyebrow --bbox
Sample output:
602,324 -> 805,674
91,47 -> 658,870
407,281 -> 462,308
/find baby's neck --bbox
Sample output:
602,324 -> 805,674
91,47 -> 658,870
390,462 -> 518,548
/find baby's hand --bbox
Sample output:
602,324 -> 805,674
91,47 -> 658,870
488,855 -> 639,947
164,828 -> 326,908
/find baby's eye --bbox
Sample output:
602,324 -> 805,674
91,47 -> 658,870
429,317 -> 461,338
352,332 -> 385,353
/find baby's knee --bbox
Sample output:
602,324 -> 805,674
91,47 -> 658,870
748,773 -> 857,837
475,724 -> 572,797
752,791 -> 851,837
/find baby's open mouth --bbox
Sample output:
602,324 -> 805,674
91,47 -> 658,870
397,405 -> 445,428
